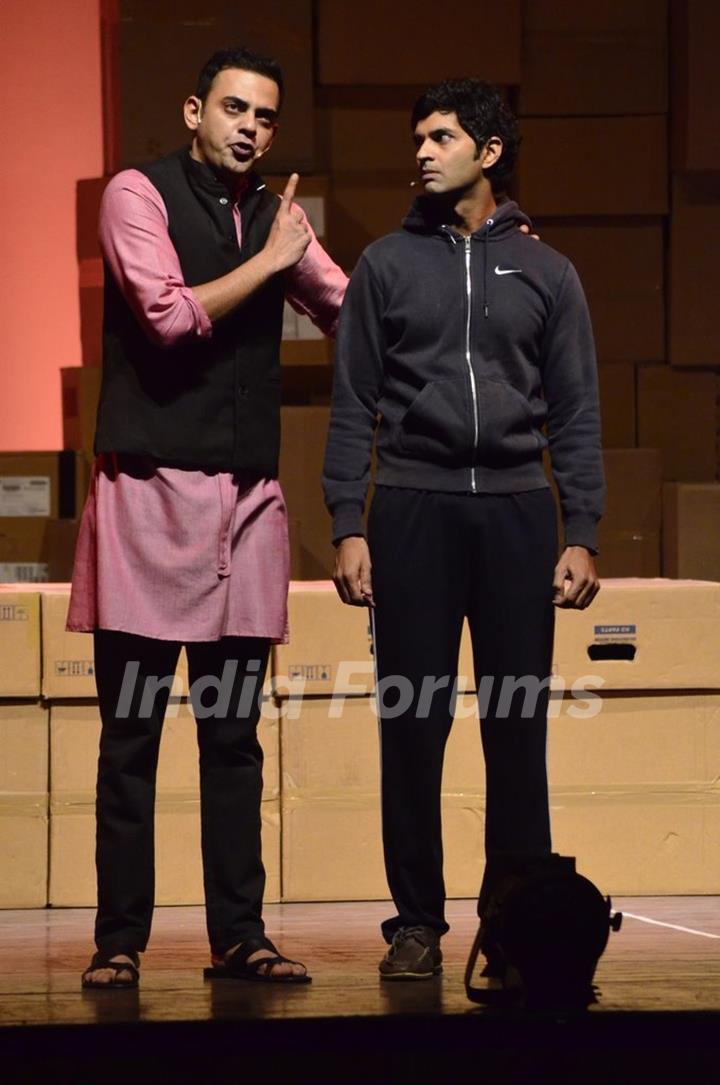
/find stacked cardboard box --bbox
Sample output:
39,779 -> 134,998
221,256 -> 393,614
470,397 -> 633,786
39,587 -> 279,905
316,0 -> 521,86
0,588 -> 46,906
519,2 -> 668,116
637,365 -> 718,482
0,454 -> 88,583
550,579 -> 720,893
598,450 -> 662,578
276,581 -> 483,902
669,174 -> 720,367
48,702 -> 280,907
518,116 -> 668,217
663,484 -> 720,579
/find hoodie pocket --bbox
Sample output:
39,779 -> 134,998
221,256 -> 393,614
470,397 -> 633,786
397,378 -> 474,464
475,378 -> 540,463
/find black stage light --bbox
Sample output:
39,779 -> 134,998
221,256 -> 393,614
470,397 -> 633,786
465,853 -> 623,1011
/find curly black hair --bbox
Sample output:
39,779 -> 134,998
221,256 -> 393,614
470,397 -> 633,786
411,78 -> 520,191
196,46 -> 284,110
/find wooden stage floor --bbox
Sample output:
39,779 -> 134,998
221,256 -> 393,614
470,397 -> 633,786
1,898 -> 719,1083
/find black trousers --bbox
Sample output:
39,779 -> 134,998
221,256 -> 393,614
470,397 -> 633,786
93,630 -> 270,956
368,486 -> 557,941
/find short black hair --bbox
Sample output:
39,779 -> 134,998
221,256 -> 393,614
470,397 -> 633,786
411,78 -> 520,191
196,46 -> 284,110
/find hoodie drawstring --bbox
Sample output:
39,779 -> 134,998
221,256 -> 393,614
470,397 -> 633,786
483,218 -> 493,319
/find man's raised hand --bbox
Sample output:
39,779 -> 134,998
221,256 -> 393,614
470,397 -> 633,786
264,172 -> 311,272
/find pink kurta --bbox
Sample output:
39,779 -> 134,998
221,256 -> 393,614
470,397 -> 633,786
67,168 -> 347,642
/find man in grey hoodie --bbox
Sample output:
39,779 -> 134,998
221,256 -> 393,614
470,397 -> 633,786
322,79 -> 604,980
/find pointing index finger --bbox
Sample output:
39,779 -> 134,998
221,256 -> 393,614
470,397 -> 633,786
281,172 -> 299,211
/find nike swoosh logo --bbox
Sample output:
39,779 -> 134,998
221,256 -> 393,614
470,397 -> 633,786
495,266 -> 522,275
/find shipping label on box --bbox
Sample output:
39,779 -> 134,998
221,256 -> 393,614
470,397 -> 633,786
0,562 -> 49,583
0,452 -> 87,519
0,477 -> 51,517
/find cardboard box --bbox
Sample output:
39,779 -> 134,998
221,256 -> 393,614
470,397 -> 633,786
279,407 -> 335,580
549,690 -> 720,893
50,702 -> 278,801
598,365 -> 636,448
327,177 -> 417,269
42,588 -> 273,701
42,589 -> 190,699
42,590 -> 97,699
282,694 -> 483,794
79,261 -> 104,366
263,175 -> 328,240
48,703 -> 280,906
281,339 -> 333,367
519,2 -> 668,116
281,687 -> 720,900
663,484 -> 720,580
536,224 -> 664,362
61,367 -> 102,460
282,794 -> 489,901
0,519 -> 81,584
637,365 -> 718,481
77,176 -> 111,262
669,174 -> 720,367
112,3 -> 315,175
672,0 -> 720,172
0,520 -> 50,583
0,589 -> 41,697
597,449 -> 662,578
0,703 -> 49,907
49,796 -> 280,907
546,448 -> 661,576
316,108 -> 415,174
553,578 -> 720,692
280,696 -> 487,900
316,0 -> 521,85
273,582 -> 373,696
518,117 -> 668,217
0,451 -> 88,519
275,581 -> 477,698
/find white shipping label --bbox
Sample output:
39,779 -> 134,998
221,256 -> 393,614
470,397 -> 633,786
0,476 -> 51,517
0,563 -> 49,582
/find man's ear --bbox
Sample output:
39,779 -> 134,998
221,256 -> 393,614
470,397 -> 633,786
183,95 -> 203,132
481,135 -> 503,170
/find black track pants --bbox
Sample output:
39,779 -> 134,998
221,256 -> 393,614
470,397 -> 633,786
368,486 -> 557,941
92,630 -> 270,956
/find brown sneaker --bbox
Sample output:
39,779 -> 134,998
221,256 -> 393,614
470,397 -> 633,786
378,926 -> 443,980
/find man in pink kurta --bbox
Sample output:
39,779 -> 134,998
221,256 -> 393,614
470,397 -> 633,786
74,47 -> 346,989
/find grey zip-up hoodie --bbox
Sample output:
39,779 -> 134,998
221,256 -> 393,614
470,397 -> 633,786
322,196 -> 604,552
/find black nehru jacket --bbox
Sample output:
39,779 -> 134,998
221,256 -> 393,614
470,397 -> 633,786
94,148 -> 285,476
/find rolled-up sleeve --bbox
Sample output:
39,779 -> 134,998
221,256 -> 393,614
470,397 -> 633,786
99,170 -> 213,348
